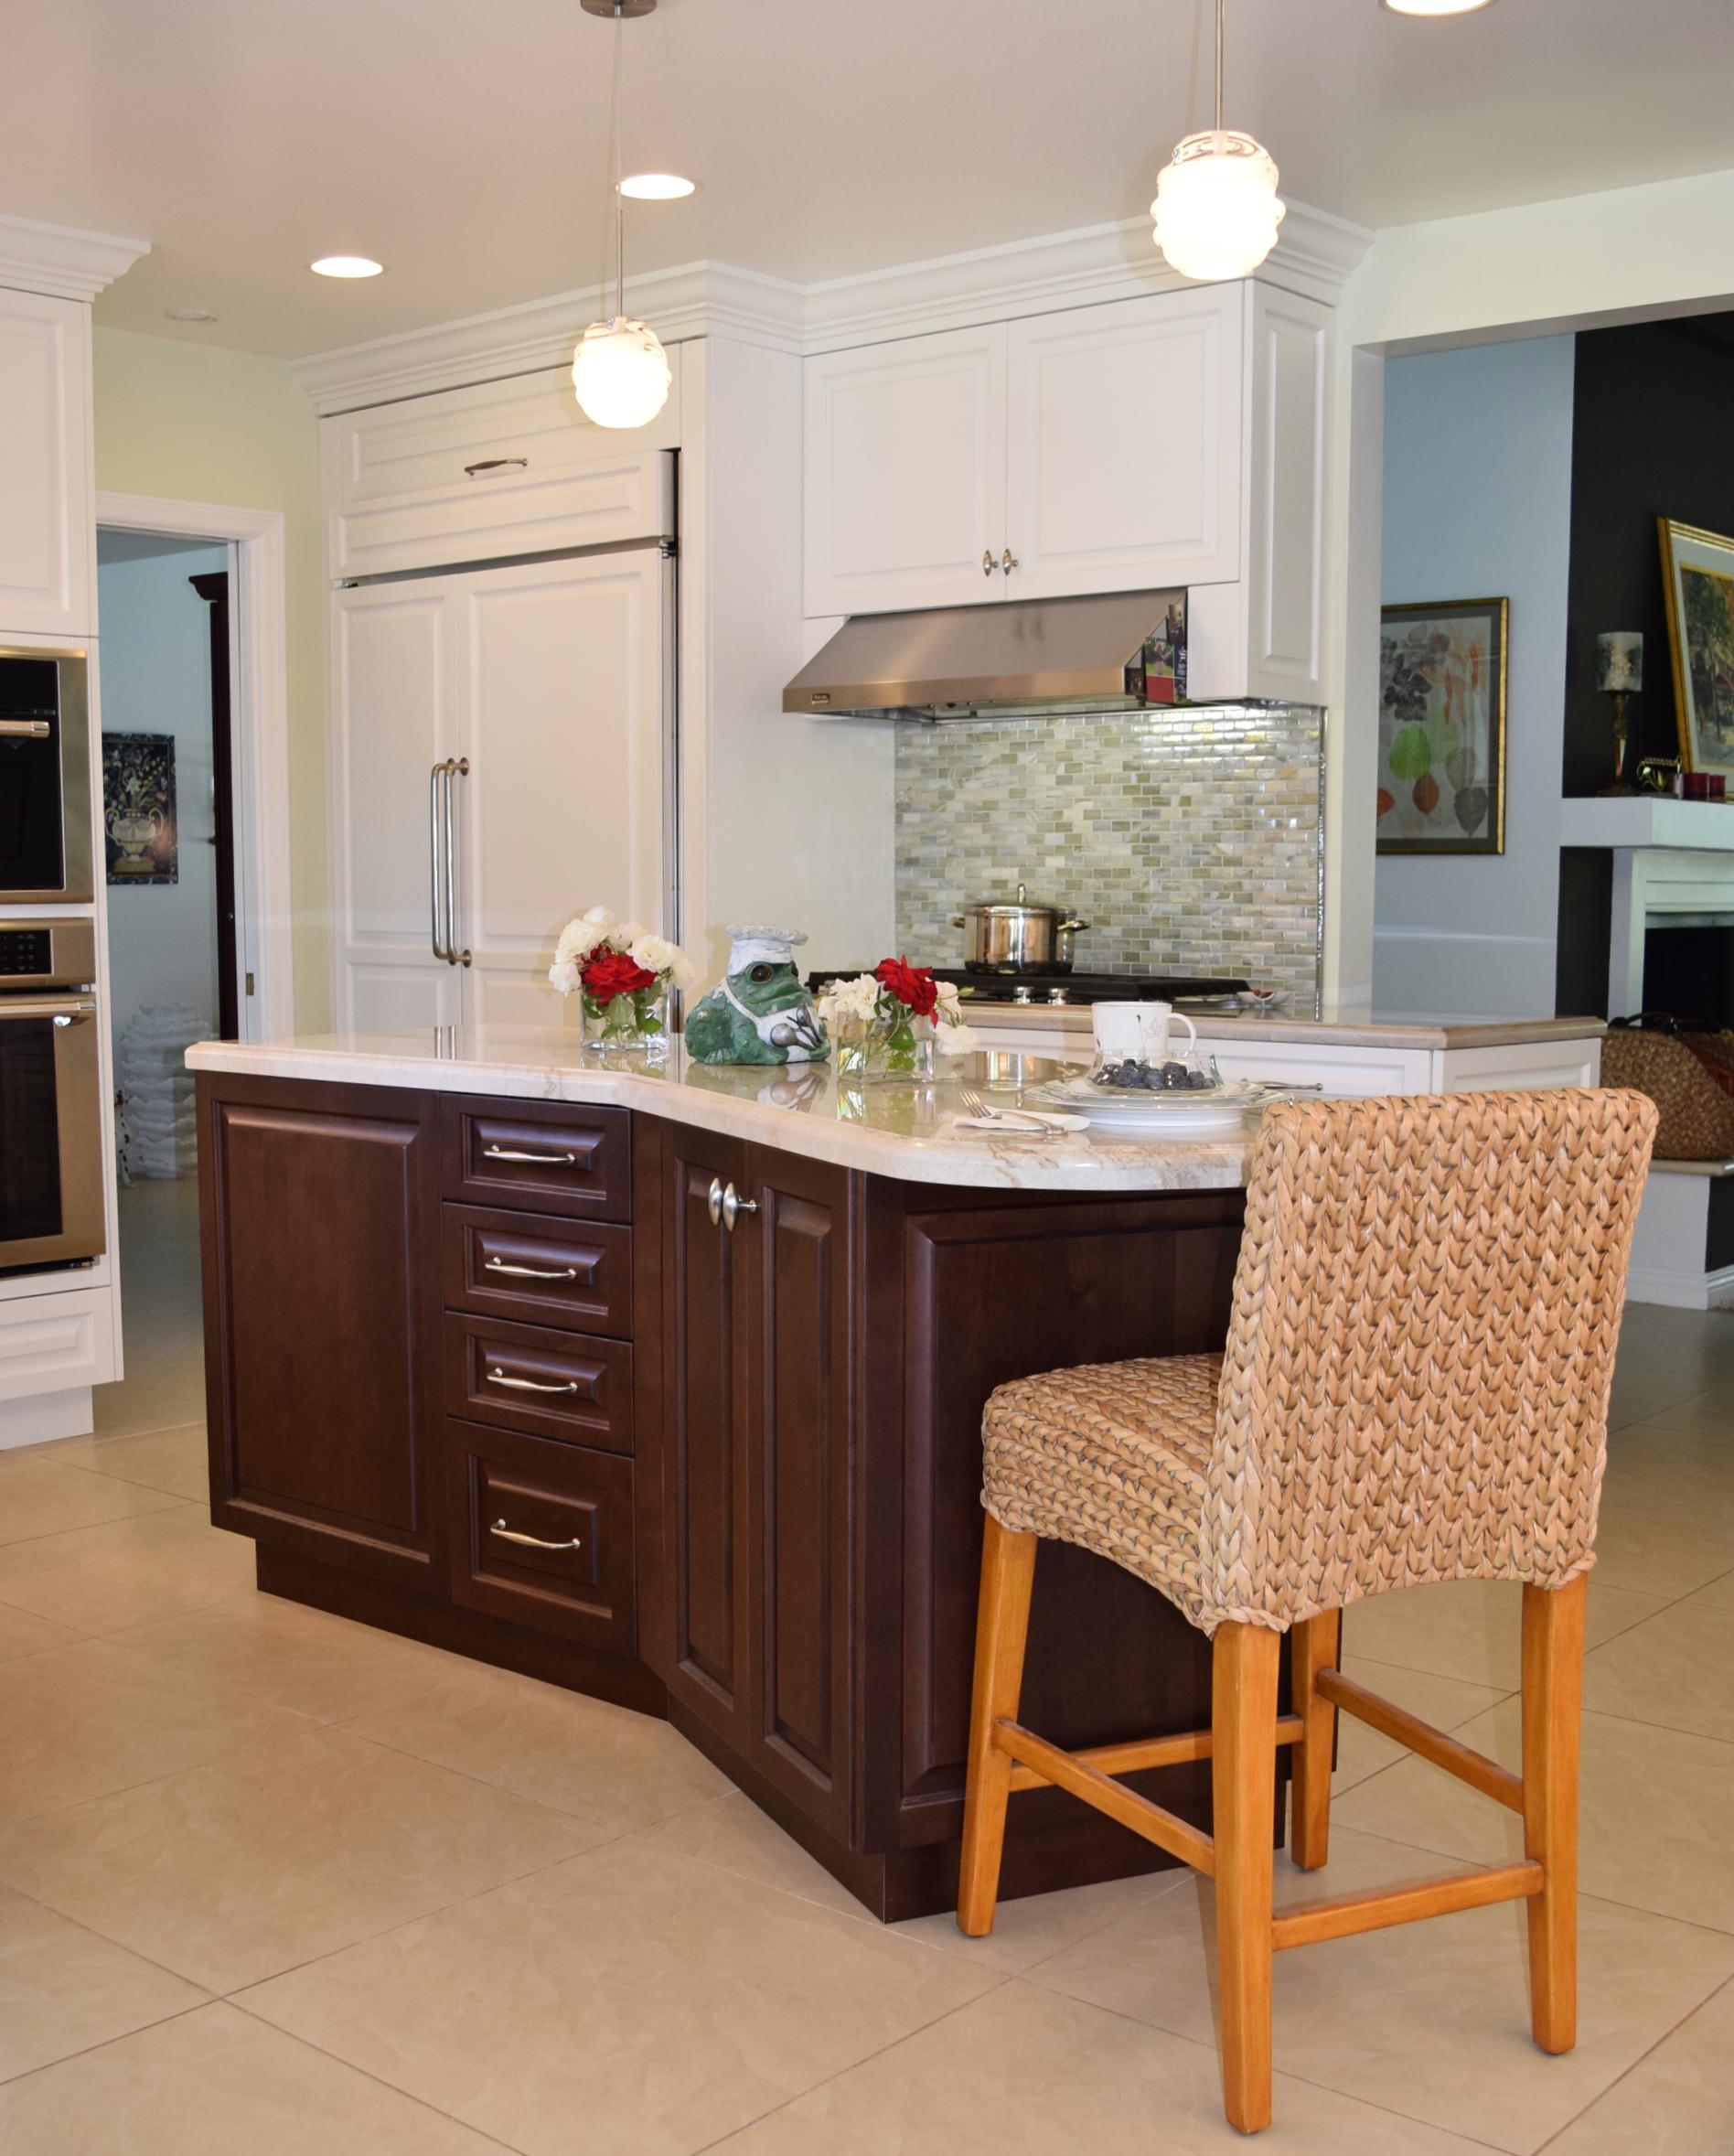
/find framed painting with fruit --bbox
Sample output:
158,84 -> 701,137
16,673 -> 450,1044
1376,597 -> 1507,855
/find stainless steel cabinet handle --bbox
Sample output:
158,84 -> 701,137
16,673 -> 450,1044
487,1367 -> 581,1394
489,1518 -> 582,1550
429,761 -> 449,961
706,1175 -> 725,1228
1001,548 -> 1019,574
444,756 -> 471,968
465,457 -> 529,477
483,1143 -> 578,1164
721,1182 -> 758,1231
981,549 -> 996,577
0,717 -> 51,739
0,997 -> 98,1024
484,1256 -> 580,1281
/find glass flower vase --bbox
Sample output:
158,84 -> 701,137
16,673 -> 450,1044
830,1005 -> 934,1082
581,983 -> 670,1060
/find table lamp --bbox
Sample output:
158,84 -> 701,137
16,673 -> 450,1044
1596,632 -> 1642,796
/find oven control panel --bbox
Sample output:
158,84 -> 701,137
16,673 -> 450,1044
0,920 -> 96,991
0,929 -> 52,979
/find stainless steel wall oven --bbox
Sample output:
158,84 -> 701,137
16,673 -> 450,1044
0,646 -> 93,904
0,920 -> 104,1273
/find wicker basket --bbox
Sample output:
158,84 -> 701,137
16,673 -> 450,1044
1602,1023 -> 1734,1160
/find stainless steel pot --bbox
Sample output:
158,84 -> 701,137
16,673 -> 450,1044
951,883 -> 1093,973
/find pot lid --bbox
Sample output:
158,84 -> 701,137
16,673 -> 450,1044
961,881 -> 1068,915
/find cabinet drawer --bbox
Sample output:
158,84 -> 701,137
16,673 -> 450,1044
444,1311 -> 633,1452
326,370 -> 677,579
443,1205 -> 632,1335
443,1097 -> 629,1220
446,1420 -> 635,1652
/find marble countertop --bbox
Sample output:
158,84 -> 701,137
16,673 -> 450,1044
965,1002 -> 1607,1050
186,1029 -> 1248,1195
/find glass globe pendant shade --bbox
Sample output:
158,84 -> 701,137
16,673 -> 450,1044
1151,130 -> 1286,282
571,316 -> 672,429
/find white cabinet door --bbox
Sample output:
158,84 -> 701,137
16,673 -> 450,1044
457,551 -> 669,1030
326,375 -> 677,580
330,582 -> 463,1033
803,325 -> 1008,617
1004,288 -> 1241,601
0,288 -> 91,637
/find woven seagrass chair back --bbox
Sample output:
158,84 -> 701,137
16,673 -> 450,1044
1204,1089 -> 1657,1634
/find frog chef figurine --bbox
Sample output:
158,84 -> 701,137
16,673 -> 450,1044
684,926 -> 829,1066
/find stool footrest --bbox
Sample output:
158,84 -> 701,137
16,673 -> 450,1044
994,1719 -> 1216,1875
1271,1861 -> 1544,1951
1317,1668 -> 1524,1813
1003,1714 -> 1304,1795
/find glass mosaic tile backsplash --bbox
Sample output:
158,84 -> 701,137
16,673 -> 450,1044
894,703 -> 1323,1006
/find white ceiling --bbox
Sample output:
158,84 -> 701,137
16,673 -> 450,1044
7,0 -> 1734,359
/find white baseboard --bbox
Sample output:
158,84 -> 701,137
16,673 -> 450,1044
0,1387 -> 94,1450
1626,1261 -> 1734,1312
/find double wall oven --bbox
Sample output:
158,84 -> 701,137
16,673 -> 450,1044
0,649 -> 104,1276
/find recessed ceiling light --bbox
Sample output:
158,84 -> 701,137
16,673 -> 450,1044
310,254 -> 384,279
1380,0 -> 1495,13
617,173 -> 697,200
165,306 -> 219,323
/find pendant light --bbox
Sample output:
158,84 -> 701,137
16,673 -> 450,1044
573,0 -> 672,430
1151,0 -> 1285,283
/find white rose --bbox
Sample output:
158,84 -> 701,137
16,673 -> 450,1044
554,912 -> 610,965
936,1020 -> 979,1056
815,973 -> 882,1027
549,958 -> 581,996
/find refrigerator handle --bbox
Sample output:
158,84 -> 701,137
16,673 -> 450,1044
429,759 -> 449,962
446,758 -> 471,968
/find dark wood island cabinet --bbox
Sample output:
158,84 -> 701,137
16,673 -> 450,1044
197,1064 -> 1259,1920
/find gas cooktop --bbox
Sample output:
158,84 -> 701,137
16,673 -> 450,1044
808,967 -> 1251,1009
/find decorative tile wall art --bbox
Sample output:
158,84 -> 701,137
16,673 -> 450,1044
102,732 -> 179,885
1376,598 -> 1508,854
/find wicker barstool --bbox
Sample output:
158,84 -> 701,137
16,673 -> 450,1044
958,1089 -> 1657,2136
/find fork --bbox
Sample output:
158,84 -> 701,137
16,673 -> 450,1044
959,1087 -> 1049,1131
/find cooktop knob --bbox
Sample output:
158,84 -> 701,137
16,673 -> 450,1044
1046,987 -> 1068,1005
1012,984 -> 1033,1004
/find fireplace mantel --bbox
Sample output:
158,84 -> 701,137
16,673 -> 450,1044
1560,797 -> 1734,1014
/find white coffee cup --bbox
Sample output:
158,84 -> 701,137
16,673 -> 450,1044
1092,1000 -> 1198,1068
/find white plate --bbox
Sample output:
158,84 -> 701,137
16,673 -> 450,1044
1029,1077 -> 1264,1135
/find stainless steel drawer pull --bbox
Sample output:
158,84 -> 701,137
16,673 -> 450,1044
1001,547 -> 1019,574
464,457 -> 530,477
489,1518 -> 582,1551
487,1367 -> 581,1394
482,1144 -> 578,1165
706,1175 -> 724,1228
0,717 -> 52,738
981,549 -> 996,577
721,1181 -> 758,1232
484,1257 -> 580,1281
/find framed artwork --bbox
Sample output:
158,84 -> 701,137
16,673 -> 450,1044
1376,597 -> 1508,855
102,733 -> 178,885
1658,518 -> 1734,781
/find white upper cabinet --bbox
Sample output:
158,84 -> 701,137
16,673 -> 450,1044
803,325 -> 1007,617
326,367 -> 679,580
0,287 -> 91,638
1004,288 -> 1241,599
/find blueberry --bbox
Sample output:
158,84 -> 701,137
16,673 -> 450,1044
1186,1069 -> 1213,1089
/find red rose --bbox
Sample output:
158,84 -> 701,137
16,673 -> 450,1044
874,955 -> 937,1018
582,949 -> 658,1005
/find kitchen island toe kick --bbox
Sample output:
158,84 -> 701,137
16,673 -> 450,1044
190,1033 -> 1256,1922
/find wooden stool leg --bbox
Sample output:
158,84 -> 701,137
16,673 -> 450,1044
1214,1620 -> 1281,2135
957,1513 -> 1037,1938
1522,1574 -> 1586,2054
1289,1609 -> 1340,1872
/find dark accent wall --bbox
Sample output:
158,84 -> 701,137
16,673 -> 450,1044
1565,319 -> 1734,795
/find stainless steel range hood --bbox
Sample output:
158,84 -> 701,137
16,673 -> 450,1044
783,588 -> 1187,721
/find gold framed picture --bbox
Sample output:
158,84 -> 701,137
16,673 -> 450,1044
1376,597 -> 1508,854
1658,518 -> 1734,781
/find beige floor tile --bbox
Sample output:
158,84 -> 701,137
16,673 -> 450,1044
0,1724 -> 595,1993
0,1602 -> 82,1663
633,1787 -> 1185,1973
112,1591 -> 464,1725
1327,1654 -> 1511,1795
0,2001 -> 509,2153
1334,1701 -> 1734,1932
1583,1599 -> 1734,1743
241,1840 -> 999,2156
0,1883 -> 207,2083
0,1507 -> 254,1634
1027,1828 -> 1734,2154
91,1362 -> 209,1443
0,1455 -> 184,1544
1687,1568 -> 1734,1612
712,1977 -> 1488,2155
1340,1576 -> 1665,1690
55,1422 -> 209,1502
1622,1390 -> 1734,1443
1547,1977 -> 1734,2154
1589,1501 -> 1734,1597
339,1655 -> 732,1836
0,1637 -> 311,1823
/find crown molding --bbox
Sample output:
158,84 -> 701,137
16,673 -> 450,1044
294,198 -> 1371,415
0,213 -> 149,303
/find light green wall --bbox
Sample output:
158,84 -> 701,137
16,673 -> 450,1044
91,328 -> 329,1030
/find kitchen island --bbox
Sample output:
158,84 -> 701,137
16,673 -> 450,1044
187,1018 -> 1591,1922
